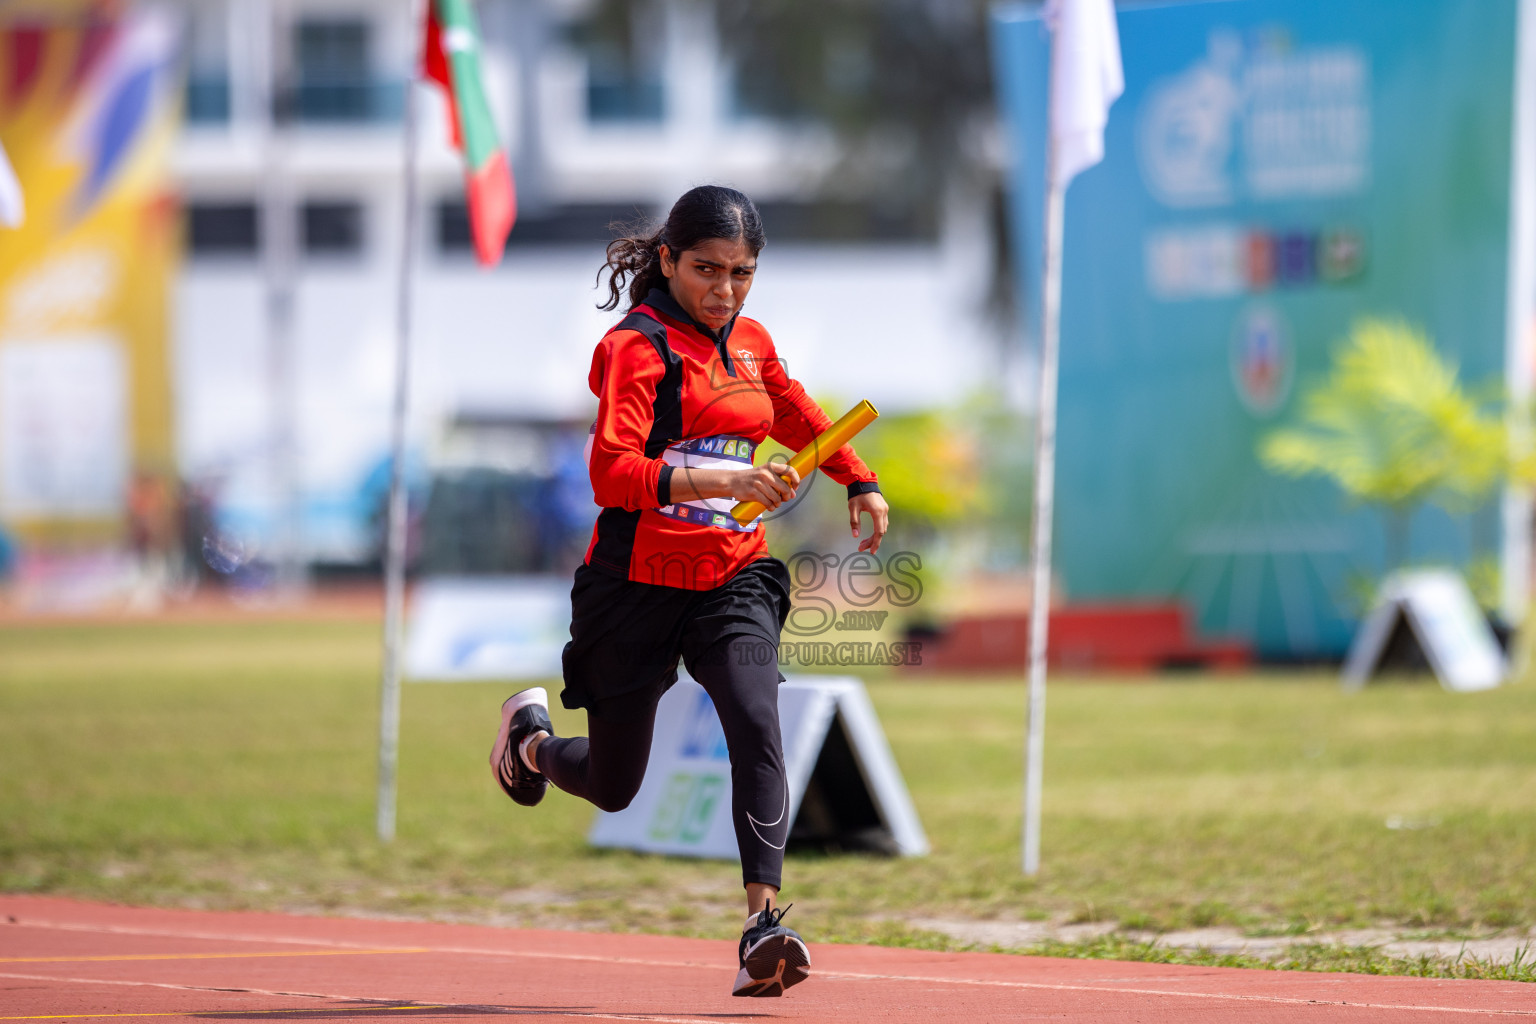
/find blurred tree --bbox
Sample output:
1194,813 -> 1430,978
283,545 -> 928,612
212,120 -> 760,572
713,0 -> 995,217
855,408 -> 984,532
571,0 -> 1012,305
565,0 -> 667,124
1259,319 -> 1509,572
575,0 -> 997,211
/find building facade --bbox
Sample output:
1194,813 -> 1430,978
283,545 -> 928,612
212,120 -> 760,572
168,0 -> 1004,565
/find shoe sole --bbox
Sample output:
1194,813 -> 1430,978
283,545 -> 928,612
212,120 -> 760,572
732,934 -> 810,997
490,687 -> 548,806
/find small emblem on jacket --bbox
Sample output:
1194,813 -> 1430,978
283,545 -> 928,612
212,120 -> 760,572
736,349 -> 759,377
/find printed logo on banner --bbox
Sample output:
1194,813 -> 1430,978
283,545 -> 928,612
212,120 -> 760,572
679,690 -> 730,760
1230,305 -> 1291,415
1246,231 -> 1276,289
1137,28 -> 1370,208
1277,232 -> 1316,285
1319,227 -> 1366,282
648,772 -> 726,844
1145,224 -> 1366,301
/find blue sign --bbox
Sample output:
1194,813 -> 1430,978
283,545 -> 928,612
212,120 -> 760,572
678,689 -> 730,761
993,0 -> 1531,656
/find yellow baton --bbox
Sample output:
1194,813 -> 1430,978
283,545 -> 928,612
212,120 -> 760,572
732,400 -> 880,524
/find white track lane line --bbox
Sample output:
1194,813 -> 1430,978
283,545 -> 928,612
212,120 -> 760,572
0,971 -> 732,1024
811,968 -> 1536,1017
5,917 -> 1533,1018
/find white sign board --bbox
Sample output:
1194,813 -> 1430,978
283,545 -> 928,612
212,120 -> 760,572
1343,570 -> 1506,692
0,336 -> 128,519
404,575 -> 570,681
588,675 -> 928,859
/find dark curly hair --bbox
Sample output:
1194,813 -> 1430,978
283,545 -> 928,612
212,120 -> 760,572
597,185 -> 766,312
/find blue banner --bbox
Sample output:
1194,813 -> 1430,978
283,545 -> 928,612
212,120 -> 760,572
993,0 -> 1530,656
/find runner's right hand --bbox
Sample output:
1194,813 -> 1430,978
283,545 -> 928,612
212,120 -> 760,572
732,461 -> 800,509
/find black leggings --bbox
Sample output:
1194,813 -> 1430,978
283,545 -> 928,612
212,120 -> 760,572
534,634 -> 788,889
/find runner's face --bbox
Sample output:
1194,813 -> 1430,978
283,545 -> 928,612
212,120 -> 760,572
659,236 -> 757,331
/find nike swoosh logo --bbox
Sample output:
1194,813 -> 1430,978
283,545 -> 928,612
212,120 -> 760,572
746,789 -> 788,850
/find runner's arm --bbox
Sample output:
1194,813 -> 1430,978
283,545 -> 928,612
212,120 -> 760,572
589,332 -> 799,510
758,341 -> 881,499
587,332 -> 674,510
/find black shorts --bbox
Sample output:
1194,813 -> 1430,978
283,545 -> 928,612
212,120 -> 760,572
559,556 -> 791,711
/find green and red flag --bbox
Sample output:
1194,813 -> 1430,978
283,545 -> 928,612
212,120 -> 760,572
422,0 -> 515,265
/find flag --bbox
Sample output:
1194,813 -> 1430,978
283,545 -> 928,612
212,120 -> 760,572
1044,0 -> 1124,187
423,0 -> 515,266
59,8 -> 178,219
0,138 -> 21,227
0,2 -> 183,536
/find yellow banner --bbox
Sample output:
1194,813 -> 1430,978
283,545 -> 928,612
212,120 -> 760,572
0,1 -> 182,547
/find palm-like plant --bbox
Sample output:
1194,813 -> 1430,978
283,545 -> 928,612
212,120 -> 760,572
1260,319 -> 1507,570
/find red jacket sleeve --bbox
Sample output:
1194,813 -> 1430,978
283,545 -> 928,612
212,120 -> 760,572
759,335 -> 879,493
587,329 -> 671,510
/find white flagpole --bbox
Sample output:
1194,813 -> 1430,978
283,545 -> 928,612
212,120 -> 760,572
1023,0 -> 1122,876
257,0 -> 304,600
1022,159 -> 1064,877
377,0 -> 425,843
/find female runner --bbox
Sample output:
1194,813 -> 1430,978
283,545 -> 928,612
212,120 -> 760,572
489,184 -> 889,997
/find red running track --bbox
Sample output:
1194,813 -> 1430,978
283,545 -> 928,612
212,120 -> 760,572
0,896 -> 1530,1022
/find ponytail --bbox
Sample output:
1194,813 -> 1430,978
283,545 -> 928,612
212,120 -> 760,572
597,225 -> 668,313
596,185 -> 766,313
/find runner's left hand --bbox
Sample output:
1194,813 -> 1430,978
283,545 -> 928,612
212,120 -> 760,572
849,492 -> 889,554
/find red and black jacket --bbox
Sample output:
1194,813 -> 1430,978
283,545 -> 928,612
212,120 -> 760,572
584,288 -> 880,590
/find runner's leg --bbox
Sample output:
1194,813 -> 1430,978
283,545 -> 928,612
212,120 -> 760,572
689,634 -> 788,890
693,633 -> 811,997
534,686 -> 660,813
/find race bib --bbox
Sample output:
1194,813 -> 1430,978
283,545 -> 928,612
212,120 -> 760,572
658,435 -> 761,533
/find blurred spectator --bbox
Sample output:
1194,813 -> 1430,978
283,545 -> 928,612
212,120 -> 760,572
127,472 -> 178,605
179,477 -> 221,587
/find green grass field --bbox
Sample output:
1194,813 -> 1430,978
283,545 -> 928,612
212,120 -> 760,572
2,618 -> 1533,981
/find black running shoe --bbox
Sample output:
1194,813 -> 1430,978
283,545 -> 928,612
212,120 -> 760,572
489,687 -> 552,807
733,904 -> 810,997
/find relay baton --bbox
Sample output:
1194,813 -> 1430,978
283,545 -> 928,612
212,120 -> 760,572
731,399 -> 880,524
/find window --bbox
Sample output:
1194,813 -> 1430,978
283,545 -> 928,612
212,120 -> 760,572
570,7 -> 666,123
586,66 -> 664,123
186,75 -> 231,124
186,201 -> 259,257
435,201 -> 652,257
184,5 -> 230,124
293,19 -> 399,122
302,200 -> 364,256
756,200 -> 938,244
435,200 -> 473,254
